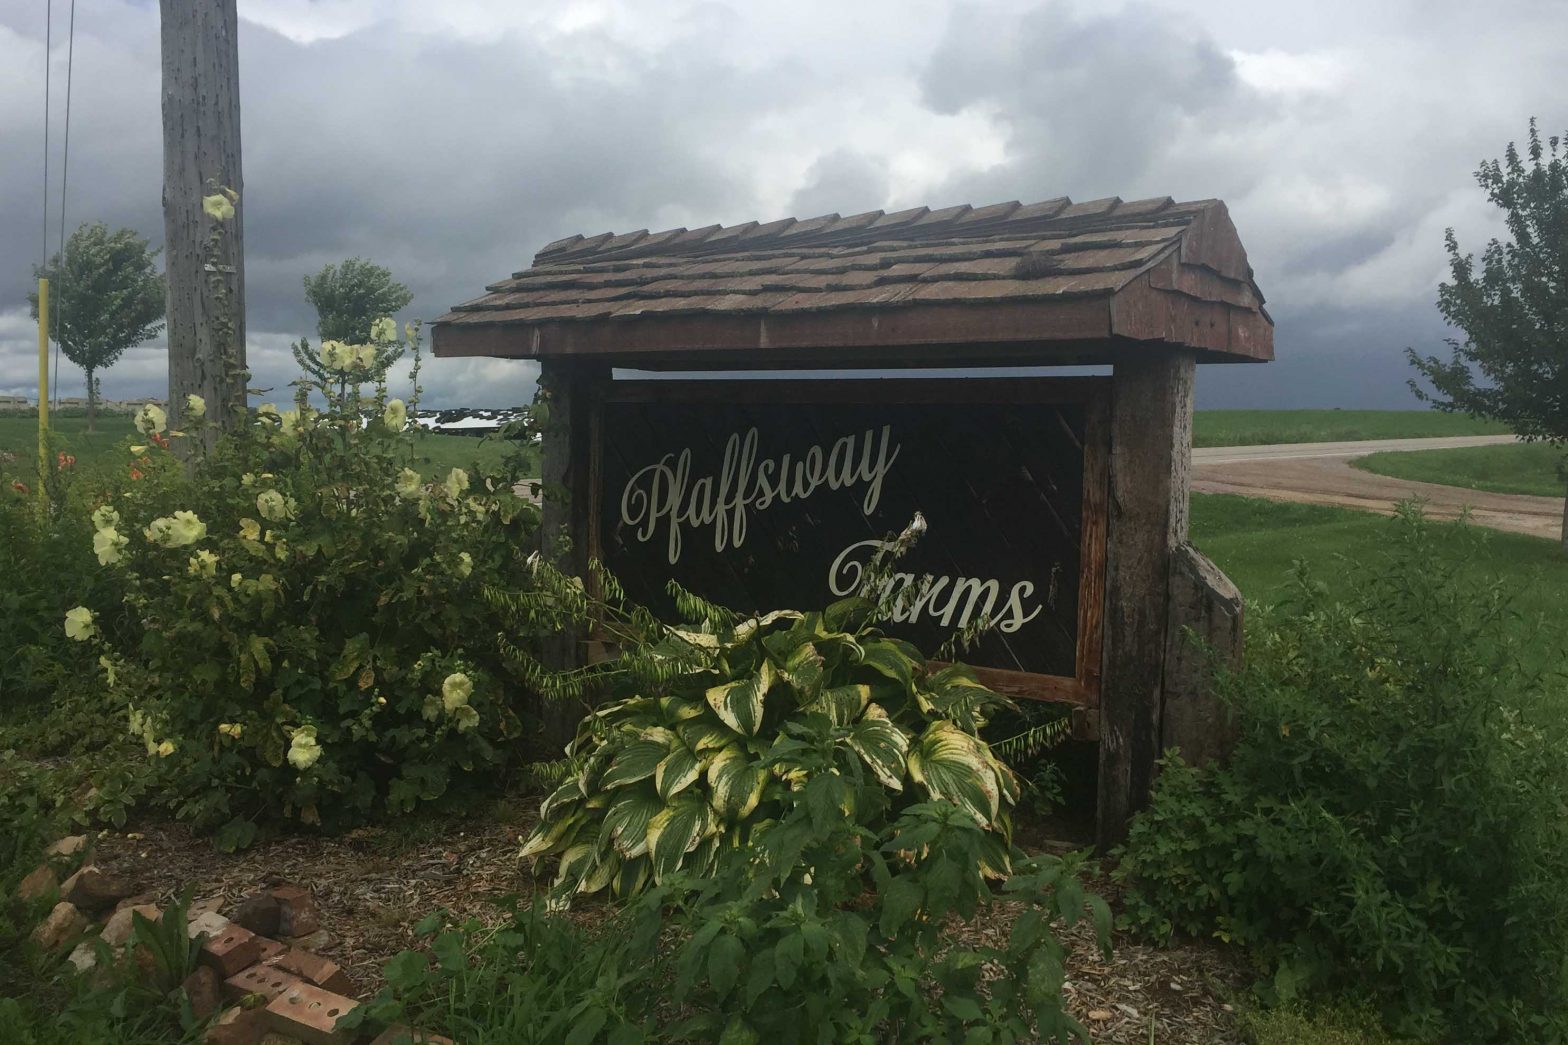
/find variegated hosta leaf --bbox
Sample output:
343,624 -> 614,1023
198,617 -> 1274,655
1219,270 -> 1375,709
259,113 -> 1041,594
677,719 -> 738,754
670,628 -> 721,650
846,704 -> 910,791
707,744 -> 769,820
600,787 -> 663,858
705,659 -> 774,735
780,642 -> 826,702
976,832 -> 1014,879
810,683 -> 872,727
732,609 -> 804,643
520,809 -> 583,859
537,778 -> 583,823
598,737 -> 671,790
613,855 -> 651,898
857,638 -> 922,688
659,695 -> 707,721
647,793 -> 717,884
576,849 -> 620,895
907,720 -> 1001,825
555,841 -> 595,890
655,742 -> 702,800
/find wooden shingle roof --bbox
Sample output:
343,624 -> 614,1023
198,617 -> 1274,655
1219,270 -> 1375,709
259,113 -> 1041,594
433,195 -> 1273,367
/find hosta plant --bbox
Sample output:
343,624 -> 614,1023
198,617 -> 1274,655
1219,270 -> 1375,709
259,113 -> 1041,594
518,590 -> 1021,897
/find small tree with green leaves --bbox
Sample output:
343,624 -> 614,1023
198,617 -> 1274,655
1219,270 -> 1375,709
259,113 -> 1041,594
293,258 -> 414,385
1407,118 -> 1568,551
28,222 -> 165,432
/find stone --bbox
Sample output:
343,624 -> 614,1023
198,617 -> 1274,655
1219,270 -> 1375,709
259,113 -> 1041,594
31,901 -> 89,951
269,886 -> 321,937
67,940 -> 98,974
60,865 -> 136,913
224,963 -> 305,1005
206,1006 -> 273,1045
263,981 -> 359,1045
183,966 -> 223,1020
281,929 -> 331,952
369,1028 -> 455,1045
17,864 -> 58,901
188,896 -> 225,921
115,891 -> 158,912
259,1036 -> 307,1045
189,910 -> 234,940
45,835 -> 87,859
231,892 -> 283,937
271,949 -> 354,996
101,903 -> 163,947
201,922 -> 264,977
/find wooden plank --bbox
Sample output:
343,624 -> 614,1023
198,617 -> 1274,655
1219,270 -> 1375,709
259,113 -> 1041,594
600,376 -> 1110,407
1075,392 -> 1110,701
1096,353 -> 1194,851
1161,544 -> 1243,766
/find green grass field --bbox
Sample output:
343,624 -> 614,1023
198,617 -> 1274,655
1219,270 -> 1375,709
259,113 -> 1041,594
1354,441 -> 1565,498
1192,409 -> 1509,447
1192,492 -> 1567,675
0,413 -> 526,480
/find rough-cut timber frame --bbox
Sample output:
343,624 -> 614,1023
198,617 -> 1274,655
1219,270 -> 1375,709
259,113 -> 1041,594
441,192 -> 1271,848
586,377 -> 1110,709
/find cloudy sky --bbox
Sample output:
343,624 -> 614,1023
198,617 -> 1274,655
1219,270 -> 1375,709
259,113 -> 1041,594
1,0 -> 1564,408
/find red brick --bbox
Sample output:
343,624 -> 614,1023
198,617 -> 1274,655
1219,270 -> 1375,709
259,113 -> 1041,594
224,963 -> 305,1004
205,1005 -> 272,1045
272,948 -> 354,995
201,922 -> 264,977
263,981 -> 359,1045
182,966 -> 223,1020
254,936 -> 287,963
269,886 -> 321,936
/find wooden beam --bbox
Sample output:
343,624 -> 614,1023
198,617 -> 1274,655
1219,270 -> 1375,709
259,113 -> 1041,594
1097,352 -> 1194,850
1161,544 -> 1243,766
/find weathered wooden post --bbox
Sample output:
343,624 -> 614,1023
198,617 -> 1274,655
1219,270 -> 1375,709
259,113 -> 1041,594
161,0 -> 246,444
433,194 -> 1272,842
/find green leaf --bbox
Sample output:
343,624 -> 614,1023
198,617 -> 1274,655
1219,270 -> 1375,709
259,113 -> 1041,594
773,933 -> 805,990
705,659 -> 774,736
858,638 -> 921,688
780,642 -> 825,701
907,721 -> 1000,825
942,995 -> 985,1023
709,932 -> 744,999
647,794 -> 714,883
656,743 -> 701,800
601,788 -> 663,858
383,950 -> 430,992
879,877 -> 924,937
677,719 -> 738,754
599,737 -> 671,790
707,744 -> 769,820
846,704 -> 909,791
810,684 -> 871,727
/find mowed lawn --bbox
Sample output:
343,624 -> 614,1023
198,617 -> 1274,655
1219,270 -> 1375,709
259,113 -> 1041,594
1193,409 -> 1509,447
0,413 -> 529,480
1192,492 -> 1568,677
1355,441 -> 1565,498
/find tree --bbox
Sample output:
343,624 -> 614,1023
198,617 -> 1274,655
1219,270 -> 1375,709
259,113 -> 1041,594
1408,118 -> 1568,552
302,258 -> 413,344
29,222 -> 166,432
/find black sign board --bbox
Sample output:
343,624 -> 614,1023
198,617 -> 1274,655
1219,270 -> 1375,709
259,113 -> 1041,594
591,379 -> 1108,705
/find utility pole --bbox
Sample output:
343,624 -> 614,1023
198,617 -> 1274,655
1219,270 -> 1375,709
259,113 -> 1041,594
161,0 -> 246,448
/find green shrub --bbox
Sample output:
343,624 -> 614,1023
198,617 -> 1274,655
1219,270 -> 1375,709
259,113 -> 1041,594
1116,507 -> 1568,1040
517,586 -> 1020,898
63,330 -> 546,844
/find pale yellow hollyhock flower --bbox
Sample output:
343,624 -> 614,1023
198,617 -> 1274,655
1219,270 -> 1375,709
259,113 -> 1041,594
91,505 -> 120,531
394,468 -> 424,499
156,740 -> 176,758
145,510 -> 206,547
133,403 -> 167,436
185,393 -> 206,419
404,321 -> 418,343
202,193 -> 234,221
238,518 -> 261,541
318,341 -> 347,370
98,655 -> 117,687
64,606 -> 96,641
369,317 -> 397,343
94,526 -> 128,566
457,551 -> 473,578
279,409 -> 304,437
444,468 -> 469,500
441,672 -> 473,713
453,705 -> 479,733
287,727 -> 322,770
256,490 -> 293,522
188,550 -> 219,578
352,344 -> 377,371
217,723 -> 243,739
383,399 -> 407,432
230,573 -> 243,589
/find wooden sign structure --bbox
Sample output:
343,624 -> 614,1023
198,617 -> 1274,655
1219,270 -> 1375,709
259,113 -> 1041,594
433,194 -> 1273,848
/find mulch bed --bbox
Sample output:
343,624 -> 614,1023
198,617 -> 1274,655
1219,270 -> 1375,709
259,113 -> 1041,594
89,809 -> 1252,1043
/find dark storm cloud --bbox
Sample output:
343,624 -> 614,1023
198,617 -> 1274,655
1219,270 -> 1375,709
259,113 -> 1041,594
787,150 -> 892,218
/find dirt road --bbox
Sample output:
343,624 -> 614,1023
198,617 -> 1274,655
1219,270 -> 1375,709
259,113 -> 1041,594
1192,435 -> 1565,541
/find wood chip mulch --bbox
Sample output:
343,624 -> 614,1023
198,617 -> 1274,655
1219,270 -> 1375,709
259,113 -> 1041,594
88,810 -> 1252,1043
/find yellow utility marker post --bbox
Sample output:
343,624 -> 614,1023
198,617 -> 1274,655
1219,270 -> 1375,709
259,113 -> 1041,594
36,277 -> 50,503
